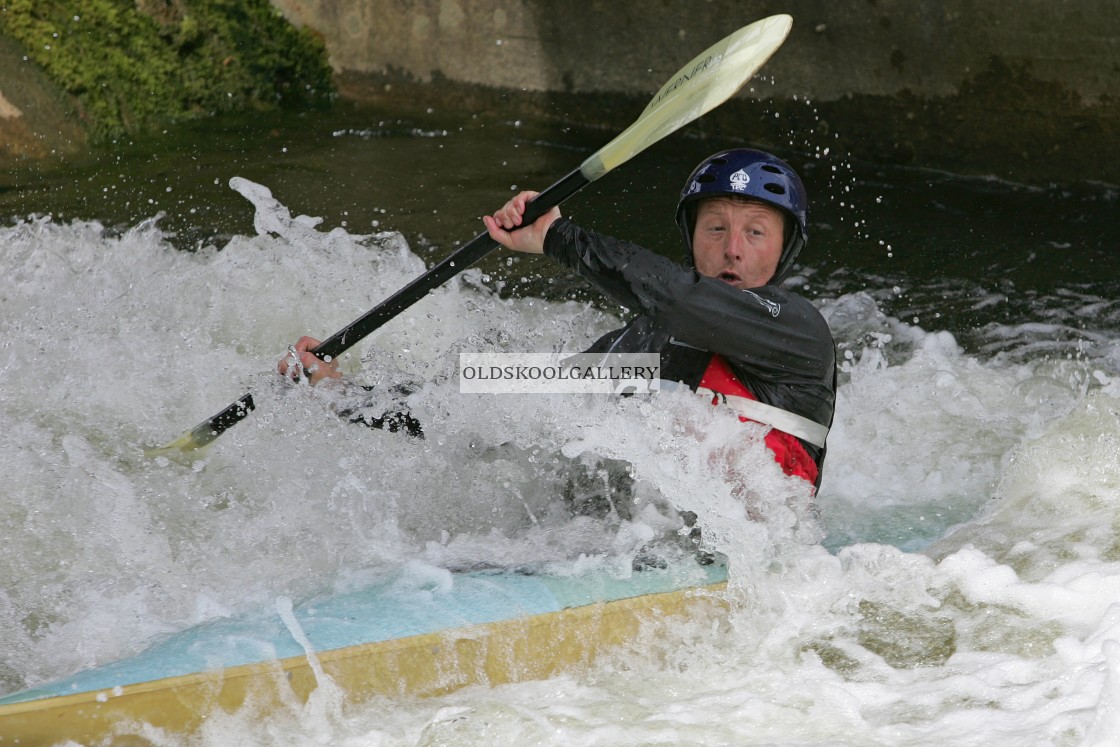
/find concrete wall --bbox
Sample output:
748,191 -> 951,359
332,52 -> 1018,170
272,0 -> 1120,185
2,2 -> 1115,183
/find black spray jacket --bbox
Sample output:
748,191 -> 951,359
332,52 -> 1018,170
544,218 -> 836,477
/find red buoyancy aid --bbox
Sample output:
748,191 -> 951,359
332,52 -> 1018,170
698,355 -> 819,485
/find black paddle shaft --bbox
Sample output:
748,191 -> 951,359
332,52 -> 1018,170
195,167 -> 591,441
313,167 -> 589,360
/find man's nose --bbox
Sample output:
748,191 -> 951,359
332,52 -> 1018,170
724,231 -> 745,260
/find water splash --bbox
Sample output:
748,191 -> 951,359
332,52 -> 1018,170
4,180 -> 1120,745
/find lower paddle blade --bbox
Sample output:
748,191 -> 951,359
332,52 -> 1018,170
144,394 -> 255,458
143,431 -> 208,459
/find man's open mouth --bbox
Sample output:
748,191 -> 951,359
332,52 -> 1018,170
719,271 -> 741,283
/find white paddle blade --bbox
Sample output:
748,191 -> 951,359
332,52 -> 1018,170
580,14 -> 792,181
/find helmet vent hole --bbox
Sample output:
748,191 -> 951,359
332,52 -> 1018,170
710,158 -> 728,165
763,183 -> 786,195
761,164 -> 782,174
696,175 -> 716,184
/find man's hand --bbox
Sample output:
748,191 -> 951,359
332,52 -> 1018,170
483,191 -> 561,254
278,336 -> 342,386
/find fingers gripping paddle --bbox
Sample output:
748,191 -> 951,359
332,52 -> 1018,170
147,14 -> 793,456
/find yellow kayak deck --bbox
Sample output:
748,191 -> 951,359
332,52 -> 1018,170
0,567 -> 727,745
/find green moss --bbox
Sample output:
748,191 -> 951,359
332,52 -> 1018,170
0,0 -> 333,141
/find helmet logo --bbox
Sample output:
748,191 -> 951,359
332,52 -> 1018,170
729,169 -> 750,191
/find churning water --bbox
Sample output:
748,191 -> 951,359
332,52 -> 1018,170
2,107 -> 1119,745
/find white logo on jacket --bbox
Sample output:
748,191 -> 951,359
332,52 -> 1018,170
744,289 -> 780,317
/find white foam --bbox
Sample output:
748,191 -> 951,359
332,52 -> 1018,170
5,181 -> 1120,744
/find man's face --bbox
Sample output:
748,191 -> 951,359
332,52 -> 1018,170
691,197 -> 785,289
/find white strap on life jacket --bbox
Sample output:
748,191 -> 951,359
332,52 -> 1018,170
660,380 -> 829,448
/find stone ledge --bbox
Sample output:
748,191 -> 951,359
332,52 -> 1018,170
0,35 -> 86,169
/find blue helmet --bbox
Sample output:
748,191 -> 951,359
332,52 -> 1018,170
676,149 -> 809,284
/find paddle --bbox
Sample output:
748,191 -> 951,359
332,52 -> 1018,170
146,14 -> 793,457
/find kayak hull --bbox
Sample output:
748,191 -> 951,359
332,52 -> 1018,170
0,567 -> 727,745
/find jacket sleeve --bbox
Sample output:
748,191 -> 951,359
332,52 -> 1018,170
327,380 -> 424,437
543,218 -> 835,383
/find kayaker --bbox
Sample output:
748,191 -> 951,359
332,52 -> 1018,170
281,148 -> 836,489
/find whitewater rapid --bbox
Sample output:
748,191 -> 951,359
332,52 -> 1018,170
2,178 -> 1120,745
